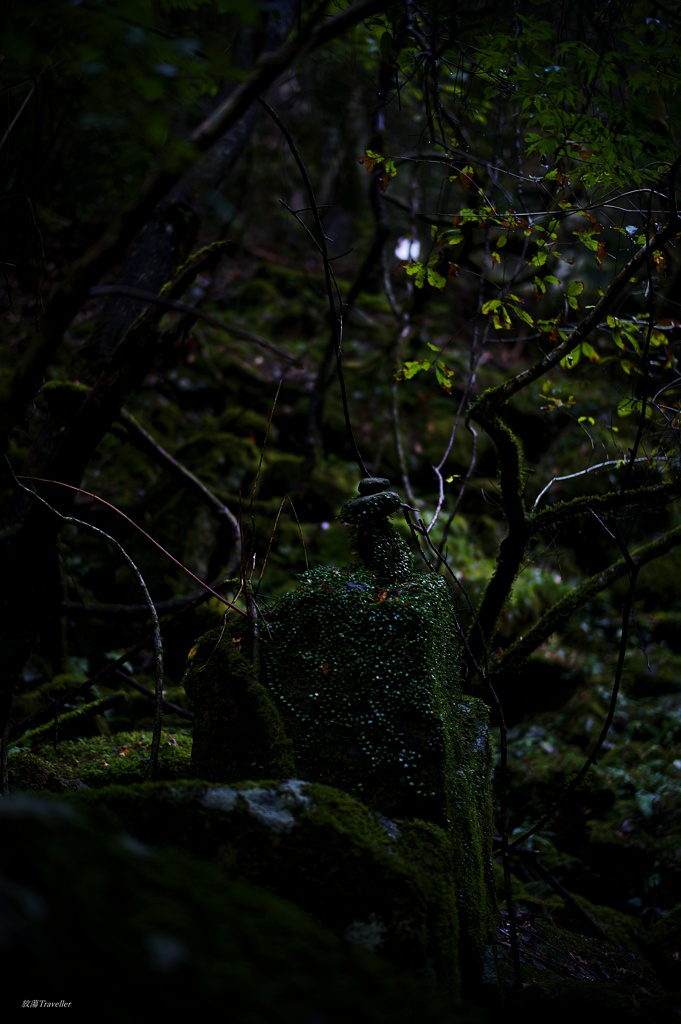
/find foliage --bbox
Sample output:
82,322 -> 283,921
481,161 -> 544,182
2,0 -> 681,1009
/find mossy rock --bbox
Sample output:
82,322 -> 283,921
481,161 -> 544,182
67,778 -> 461,999
184,626 -> 295,782
7,730 -> 192,791
261,566 -> 487,823
258,565 -> 497,982
0,792 -> 464,1023
182,483 -> 498,993
494,892 -> 679,1021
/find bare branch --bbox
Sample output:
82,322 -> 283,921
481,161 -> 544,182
90,285 -> 302,365
8,468 -> 166,779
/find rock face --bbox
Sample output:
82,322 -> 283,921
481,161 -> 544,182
185,478 -> 498,995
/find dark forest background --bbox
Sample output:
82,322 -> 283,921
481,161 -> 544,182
2,0 -> 681,1010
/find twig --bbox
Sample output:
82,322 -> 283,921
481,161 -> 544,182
533,456 -> 667,508
17,476 -> 246,617
90,285 -> 301,364
116,408 -> 241,552
258,96 -> 369,479
61,594 -> 210,617
8,467 -> 165,780
10,579 -> 228,741
113,669 -> 193,720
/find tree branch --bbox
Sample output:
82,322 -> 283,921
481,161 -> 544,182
90,285 -> 301,365
2,0 -> 398,447
490,521 -> 681,681
471,155 -> 681,418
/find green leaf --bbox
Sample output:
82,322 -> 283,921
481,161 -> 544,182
581,342 -> 600,362
566,281 -> 584,297
404,262 -> 426,287
396,359 -> 431,381
560,349 -> 580,369
426,267 -> 446,290
617,398 -> 641,417
514,307 -> 535,327
434,360 -> 455,393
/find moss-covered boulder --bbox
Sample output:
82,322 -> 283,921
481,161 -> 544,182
67,777 -> 461,998
184,628 -> 294,781
261,565 -> 488,823
0,792 -> 462,1023
260,565 -> 496,984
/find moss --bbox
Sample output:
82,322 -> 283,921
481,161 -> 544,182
260,565 -> 496,985
339,484 -> 412,582
12,692 -> 124,746
183,623 -> 295,782
179,480 -> 498,991
65,778 -> 461,999
10,672 -> 88,723
1,792 -> 460,1023
262,567 -> 457,817
7,729 -> 191,791
496,898 -> 679,1021
645,905 -> 681,989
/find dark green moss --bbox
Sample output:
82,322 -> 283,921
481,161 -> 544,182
64,778 -> 461,998
7,729 -> 191,791
1,792 -> 461,1023
339,489 -> 412,581
496,897 -> 679,1022
261,567 -> 462,818
260,565 -> 497,986
184,622 -> 295,782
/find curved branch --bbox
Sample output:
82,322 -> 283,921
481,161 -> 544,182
116,408 -> 241,555
9,472 -> 166,779
90,285 -> 301,365
490,520 -> 681,681
533,480 -> 681,530
17,477 -> 247,617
